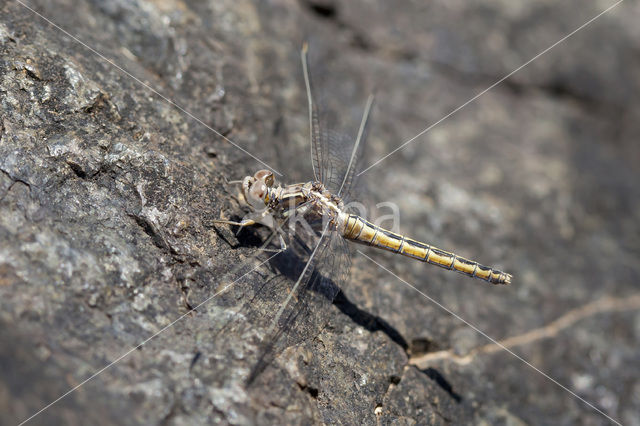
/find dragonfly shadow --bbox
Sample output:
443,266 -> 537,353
332,291 -> 409,351
240,236 -> 411,385
421,367 -> 462,403
266,239 -> 409,352
243,241 -> 341,386
215,217 -> 410,384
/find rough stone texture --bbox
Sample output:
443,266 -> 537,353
1,0 -> 639,425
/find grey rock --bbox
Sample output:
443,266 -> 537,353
1,0 -> 639,425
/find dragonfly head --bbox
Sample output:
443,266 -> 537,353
242,169 -> 275,208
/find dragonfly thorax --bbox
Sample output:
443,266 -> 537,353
239,169 -> 350,233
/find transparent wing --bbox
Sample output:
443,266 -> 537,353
317,121 -> 369,201
337,94 -> 374,201
302,46 -> 373,201
302,44 -> 324,184
245,225 -> 350,384
210,45 -> 367,384
211,218 -> 350,385
313,230 -> 351,307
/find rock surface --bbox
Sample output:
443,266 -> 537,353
1,0 -> 639,425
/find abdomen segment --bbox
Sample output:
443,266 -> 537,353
342,214 -> 511,285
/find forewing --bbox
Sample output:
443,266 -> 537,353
317,118 -> 370,201
303,45 -> 325,184
318,121 -> 355,196
303,48 -> 371,201
310,94 -> 324,184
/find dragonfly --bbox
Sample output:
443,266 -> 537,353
214,43 -> 511,383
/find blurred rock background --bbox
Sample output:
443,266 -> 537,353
1,0 -> 639,424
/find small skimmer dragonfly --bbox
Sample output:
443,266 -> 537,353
215,44 -> 511,382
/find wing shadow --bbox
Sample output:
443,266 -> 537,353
245,238 -> 409,385
212,222 -> 409,385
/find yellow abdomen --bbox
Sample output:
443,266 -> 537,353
342,214 -> 511,285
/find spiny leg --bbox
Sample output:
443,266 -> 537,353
216,210 -> 293,253
212,218 -> 256,227
254,230 -> 286,254
213,209 -> 273,236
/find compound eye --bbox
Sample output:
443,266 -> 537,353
248,181 -> 268,208
254,169 -> 275,187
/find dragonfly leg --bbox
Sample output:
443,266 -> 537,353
254,231 -> 286,253
212,219 -> 256,227
212,218 -> 258,238
278,233 -> 287,251
222,175 -> 244,185
234,219 -> 256,236
214,209 -> 275,235
256,224 -> 288,253
252,212 -> 293,253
